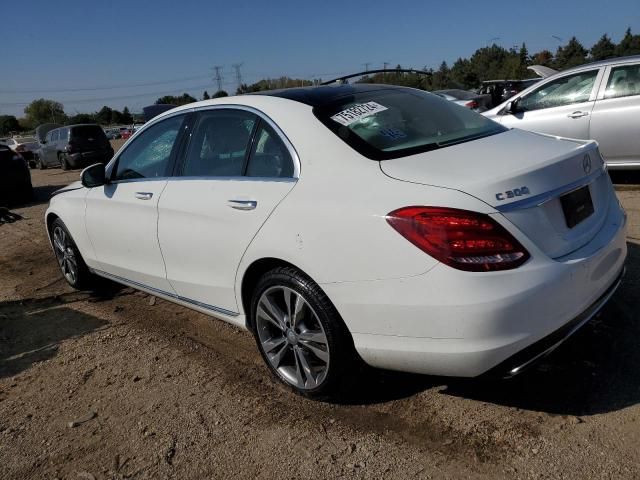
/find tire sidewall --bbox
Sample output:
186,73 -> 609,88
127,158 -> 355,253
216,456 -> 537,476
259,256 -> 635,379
51,218 -> 91,289
250,267 -> 353,397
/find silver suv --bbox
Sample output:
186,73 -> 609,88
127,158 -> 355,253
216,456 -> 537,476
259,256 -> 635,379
484,55 -> 640,170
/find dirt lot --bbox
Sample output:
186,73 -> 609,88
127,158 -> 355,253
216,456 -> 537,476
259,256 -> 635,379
1,167 -> 639,480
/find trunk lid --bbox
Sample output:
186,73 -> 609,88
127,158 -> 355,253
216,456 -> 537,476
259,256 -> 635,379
380,129 -> 613,259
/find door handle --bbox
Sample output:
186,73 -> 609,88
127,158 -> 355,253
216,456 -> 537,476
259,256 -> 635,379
227,199 -> 257,210
135,192 -> 153,200
567,111 -> 589,119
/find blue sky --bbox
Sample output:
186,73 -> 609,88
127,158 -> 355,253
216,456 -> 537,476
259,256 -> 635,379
1,0 -> 639,117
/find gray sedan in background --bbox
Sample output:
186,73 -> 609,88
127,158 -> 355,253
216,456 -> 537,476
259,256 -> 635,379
484,55 -> 640,170
433,89 -> 492,112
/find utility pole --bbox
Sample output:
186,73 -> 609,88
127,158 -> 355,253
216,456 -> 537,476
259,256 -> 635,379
382,61 -> 389,81
213,65 -> 224,92
232,63 -> 244,92
363,62 -> 371,72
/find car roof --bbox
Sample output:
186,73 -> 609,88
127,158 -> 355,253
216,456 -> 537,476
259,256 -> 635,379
250,83 -> 412,107
555,54 -> 640,75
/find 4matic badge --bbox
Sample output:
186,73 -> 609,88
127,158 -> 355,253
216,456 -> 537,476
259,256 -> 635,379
495,186 -> 530,201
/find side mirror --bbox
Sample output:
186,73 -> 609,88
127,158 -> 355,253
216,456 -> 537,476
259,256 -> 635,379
81,163 -> 107,188
505,99 -> 520,114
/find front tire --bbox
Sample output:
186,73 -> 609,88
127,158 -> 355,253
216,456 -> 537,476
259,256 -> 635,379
36,154 -> 47,170
50,218 -> 94,289
251,266 -> 357,398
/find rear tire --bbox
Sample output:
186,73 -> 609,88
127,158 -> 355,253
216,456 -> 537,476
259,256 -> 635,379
251,266 -> 358,399
59,153 -> 69,170
50,218 -> 95,289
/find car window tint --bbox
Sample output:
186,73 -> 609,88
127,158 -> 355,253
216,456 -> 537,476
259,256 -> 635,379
246,122 -> 294,178
517,70 -> 598,112
59,128 -> 68,141
51,130 -> 59,142
604,64 -> 640,99
182,110 -> 256,177
112,115 -> 184,181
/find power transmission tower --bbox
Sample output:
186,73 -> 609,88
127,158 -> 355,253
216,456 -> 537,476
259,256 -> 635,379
232,63 -> 244,91
213,66 -> 224,92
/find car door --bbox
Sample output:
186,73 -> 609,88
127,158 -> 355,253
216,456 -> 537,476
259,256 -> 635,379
589,62 -> 640,167
85,112 -> 189,292
498,68 -> 603,140
158,107 -> 297,314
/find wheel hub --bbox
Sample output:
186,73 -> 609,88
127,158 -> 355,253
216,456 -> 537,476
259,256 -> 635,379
286,329 -> 298,345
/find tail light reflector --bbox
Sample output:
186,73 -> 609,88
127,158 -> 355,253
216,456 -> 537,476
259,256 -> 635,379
465,100 -> 479,109
386,207 -> 530,272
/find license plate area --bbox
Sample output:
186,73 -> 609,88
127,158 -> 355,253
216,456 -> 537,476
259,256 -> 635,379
560,185 -> 594,229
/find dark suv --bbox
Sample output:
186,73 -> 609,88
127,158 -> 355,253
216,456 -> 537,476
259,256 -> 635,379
37,124 -> 114,170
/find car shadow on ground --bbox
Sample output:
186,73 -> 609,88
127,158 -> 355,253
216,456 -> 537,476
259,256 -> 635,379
341,242 -> 640,416
0,284 -> 128,380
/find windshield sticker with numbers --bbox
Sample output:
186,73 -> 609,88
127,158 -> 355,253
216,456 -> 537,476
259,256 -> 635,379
330,102 -> 388,126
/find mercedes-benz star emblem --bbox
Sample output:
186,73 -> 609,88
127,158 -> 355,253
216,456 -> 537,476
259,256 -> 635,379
582,154 -> 592,175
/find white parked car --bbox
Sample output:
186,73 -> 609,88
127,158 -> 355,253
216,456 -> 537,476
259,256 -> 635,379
45,84 -> 627,397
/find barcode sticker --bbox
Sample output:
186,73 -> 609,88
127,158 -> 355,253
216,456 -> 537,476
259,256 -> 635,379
330,102 -> 388,126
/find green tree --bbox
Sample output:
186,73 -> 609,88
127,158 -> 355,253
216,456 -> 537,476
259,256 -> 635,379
202,90 -> 210,100
212,90 -> 229,98
155,93 -> 197,106
590,34 -> 617,60
553,37 -> 588,69
67,113 -> 96,125
0,115 -> 21,135
122,106 -> 133,124
616,28 -> 640,56
95,106 -> 113,125
531,50 -> 554,66
24,98 -> 66,127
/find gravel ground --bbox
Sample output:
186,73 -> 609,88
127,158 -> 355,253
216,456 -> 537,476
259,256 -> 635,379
1,166 -> 639,480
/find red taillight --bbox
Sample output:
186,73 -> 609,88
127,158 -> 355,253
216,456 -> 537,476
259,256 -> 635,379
386,207 -> 530,272
465,100 -> 479,109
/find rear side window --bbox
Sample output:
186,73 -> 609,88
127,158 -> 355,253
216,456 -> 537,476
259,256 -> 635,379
604,64 -> 640,99
315,89 -> 506,160
246,122 -> 293,178
182,110 -> 256,177
112,115 -> 185,181
51,130 -> 59,142
58,128 -> 68,141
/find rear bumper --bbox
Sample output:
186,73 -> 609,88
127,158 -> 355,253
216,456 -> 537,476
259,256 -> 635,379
68,150 -> 113,168
322,198 -> 628,377
486,265 -> 624,378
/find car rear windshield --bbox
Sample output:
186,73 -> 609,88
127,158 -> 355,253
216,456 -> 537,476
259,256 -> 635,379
71,125 -> 107,140
314,89 -> 506,160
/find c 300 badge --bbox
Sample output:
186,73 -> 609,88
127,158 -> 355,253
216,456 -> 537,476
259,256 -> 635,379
495,186 -> 530,201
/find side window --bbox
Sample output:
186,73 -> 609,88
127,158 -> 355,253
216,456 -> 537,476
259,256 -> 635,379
604,64 -> 640,99
182,110 -> 256,177
45,132 -> 53,142
59,128 -> 68,141
517,70 -> 599,112
246,122 -> 294,178
51,130 -> 59,142
112,114 -> 184,181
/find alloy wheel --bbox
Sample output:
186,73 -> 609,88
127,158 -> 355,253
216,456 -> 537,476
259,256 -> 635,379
256,286 -> 330,390
52,226 -> 78,284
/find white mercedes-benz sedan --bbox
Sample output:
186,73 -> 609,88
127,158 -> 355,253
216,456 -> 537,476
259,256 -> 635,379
45,84 -> 627,397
